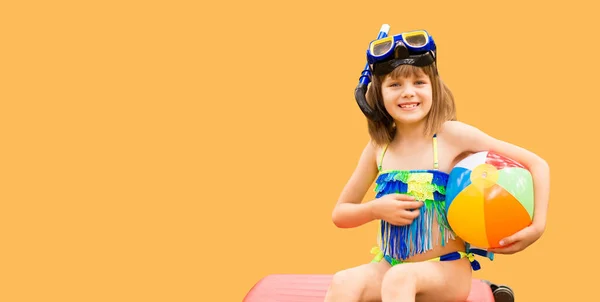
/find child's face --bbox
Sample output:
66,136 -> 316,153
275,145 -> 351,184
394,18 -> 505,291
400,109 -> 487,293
381,71 -> 433,125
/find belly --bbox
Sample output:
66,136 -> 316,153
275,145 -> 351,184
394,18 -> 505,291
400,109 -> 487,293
402,218 -> 466,262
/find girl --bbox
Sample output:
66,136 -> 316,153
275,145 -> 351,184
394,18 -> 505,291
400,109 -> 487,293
324,30 -> 550,302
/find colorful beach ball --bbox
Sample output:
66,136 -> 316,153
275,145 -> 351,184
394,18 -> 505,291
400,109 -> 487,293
445,151 -> 534,249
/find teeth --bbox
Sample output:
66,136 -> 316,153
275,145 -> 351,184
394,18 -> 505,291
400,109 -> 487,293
400,104 -> 417,108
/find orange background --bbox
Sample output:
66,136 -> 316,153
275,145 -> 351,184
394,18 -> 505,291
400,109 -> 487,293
1,1 -> 598,301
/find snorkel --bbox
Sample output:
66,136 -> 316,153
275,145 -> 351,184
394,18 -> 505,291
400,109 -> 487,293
354,25 -> 437,122
355,24 -> 389,122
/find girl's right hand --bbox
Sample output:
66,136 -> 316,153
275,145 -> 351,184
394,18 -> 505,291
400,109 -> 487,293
369,194 -> 423,226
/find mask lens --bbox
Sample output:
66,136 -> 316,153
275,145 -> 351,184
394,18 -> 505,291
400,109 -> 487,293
370,37 -> 394,56
402,31 -> 428,48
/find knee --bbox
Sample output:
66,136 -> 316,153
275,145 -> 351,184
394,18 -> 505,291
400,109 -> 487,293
381,264 -> 418,290
330,269 -> 359,289
328,268 -> 369,296
329,270 -> 346,289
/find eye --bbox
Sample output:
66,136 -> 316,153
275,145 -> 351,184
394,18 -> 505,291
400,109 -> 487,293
415,80 -> 426,85
389,82 -> 400,87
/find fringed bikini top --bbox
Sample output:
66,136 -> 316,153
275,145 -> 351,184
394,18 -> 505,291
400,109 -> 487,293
374,134 -> 456,260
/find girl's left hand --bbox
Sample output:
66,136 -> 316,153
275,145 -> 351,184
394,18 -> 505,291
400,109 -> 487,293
487,224 -> 545,254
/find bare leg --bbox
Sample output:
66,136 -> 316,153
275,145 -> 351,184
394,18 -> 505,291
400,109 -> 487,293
324,260 -> 391,302
380,258 -> 472,302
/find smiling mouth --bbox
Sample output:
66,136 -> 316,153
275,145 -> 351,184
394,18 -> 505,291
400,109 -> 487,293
399,103 -> 420,108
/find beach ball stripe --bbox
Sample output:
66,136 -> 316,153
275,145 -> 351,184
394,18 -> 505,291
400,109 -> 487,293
482,184 -> 532,248
486,152 -> 525,169
445,167 -> 471,213
454,151 -> 489,169
495,167 -> 534,218
447,184 -> 489,247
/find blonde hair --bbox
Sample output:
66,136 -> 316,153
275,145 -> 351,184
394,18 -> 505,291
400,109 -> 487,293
366,63 -> 456,146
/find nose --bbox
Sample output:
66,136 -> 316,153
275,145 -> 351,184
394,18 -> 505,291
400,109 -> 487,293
401,85 -> 415,98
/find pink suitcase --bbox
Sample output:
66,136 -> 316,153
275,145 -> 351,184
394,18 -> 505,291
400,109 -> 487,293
244,274 -> 497,302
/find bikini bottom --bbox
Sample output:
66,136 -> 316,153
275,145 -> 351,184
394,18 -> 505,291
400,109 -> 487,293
370,246 -> 492,271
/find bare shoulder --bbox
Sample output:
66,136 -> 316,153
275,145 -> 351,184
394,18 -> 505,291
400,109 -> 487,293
436,121 -> 488,168
335,139 -> 381,205
438,120 -> 478,138
357,139 -> 381,176
438,120 -> 490,152
355,139 -> 380,165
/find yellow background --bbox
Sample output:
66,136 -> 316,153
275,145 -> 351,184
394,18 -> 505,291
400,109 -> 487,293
1,1 -> 598,301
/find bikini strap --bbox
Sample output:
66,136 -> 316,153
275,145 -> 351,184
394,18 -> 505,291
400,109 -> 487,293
378,143 -> 389,171
433,134 -> 439,170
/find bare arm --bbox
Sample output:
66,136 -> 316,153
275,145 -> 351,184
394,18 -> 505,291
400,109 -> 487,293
331,140 -> 380,228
